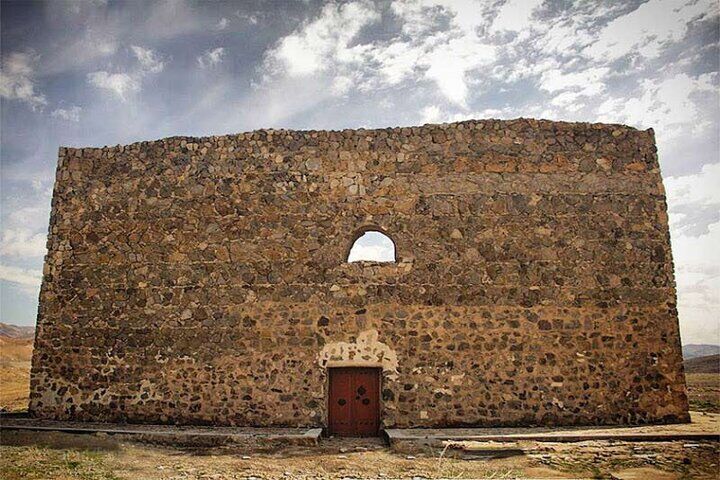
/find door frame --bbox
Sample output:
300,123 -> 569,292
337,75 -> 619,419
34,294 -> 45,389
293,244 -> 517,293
326,366 -> 382,437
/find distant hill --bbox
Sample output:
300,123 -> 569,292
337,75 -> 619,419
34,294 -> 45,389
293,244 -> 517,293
684,354 -> 720,374
683,344 -> 720,360
0,323 -> 35,339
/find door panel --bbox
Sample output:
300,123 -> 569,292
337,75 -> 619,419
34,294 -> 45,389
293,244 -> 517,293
328,368 -> 354,436
352,368 -> 380,436
328,367 -> 380,437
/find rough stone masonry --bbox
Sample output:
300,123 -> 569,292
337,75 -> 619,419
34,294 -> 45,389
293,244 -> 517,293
29,118 -> 690,428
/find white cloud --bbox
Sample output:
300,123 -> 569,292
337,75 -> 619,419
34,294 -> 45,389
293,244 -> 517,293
666,162 -> 720,235
671,221 -> 720,345
663,164 -> 720,344
4,201 -> 51,235
266,1 -> 380,77
540,66 -> 609,95
197,47 -> 226,69
419,104 -> 515,125
489,0 -> 718,106
666,163 -> 720,214
422,33 -> 496,106
87,71 -> 140,100
537,17 -> 596,57
421,105 -> 442,123
236,11 -> 259,25
257,0 -> 717,118
0,264 -> 43,288
330,75 -> 354,96
135,0 -> 208,41
130,45 -> 165,74
596,72 -> 718,152
550,91 -> 584,111
58,0 -> 108,16
366,40 -> 422,86
43,1 -> 208,75
51,105 -> 81,122
215,17 -> 229,30
490,0 -> 544,37
534,66 -> 610,112
347,243 -> 395,262
0,51 -> 48,110
0,229 -> 47,258
0,264 -> 43,297
31,179 -> 45,192
584,0 -> 719,62
41,29 -> 119,76
87,45 -> 165,100
1,201 -> 51,259
347,232 -> 395,262
370,2 -> 497,106
263,0 -> 498,106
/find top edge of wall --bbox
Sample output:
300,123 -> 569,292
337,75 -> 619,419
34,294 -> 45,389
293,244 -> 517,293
58,117 -> 653,152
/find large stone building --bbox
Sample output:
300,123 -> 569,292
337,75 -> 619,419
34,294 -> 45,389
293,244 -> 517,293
29,119 -> 689,436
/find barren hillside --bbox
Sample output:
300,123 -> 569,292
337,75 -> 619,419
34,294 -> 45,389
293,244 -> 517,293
0,323 -> 34,339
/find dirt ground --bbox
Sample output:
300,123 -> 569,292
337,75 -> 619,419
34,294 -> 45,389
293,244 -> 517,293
1,429 -> 719,479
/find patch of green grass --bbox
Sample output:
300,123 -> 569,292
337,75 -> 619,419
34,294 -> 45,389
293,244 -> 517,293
0,446 -> 121,480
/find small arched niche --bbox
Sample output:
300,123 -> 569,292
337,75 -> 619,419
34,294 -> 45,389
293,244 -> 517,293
347,230 -> 396,263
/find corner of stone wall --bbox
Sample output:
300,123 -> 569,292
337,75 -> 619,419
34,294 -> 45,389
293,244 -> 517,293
638,126 -> 689,421
28,145 -> 72,417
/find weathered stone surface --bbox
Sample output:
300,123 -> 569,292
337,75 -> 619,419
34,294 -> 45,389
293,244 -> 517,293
29,118 -> 689,428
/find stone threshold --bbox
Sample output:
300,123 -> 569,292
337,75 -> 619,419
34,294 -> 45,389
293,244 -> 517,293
385,414 -> 720,451
385,429 -> 719,444
0,417 -> 321,447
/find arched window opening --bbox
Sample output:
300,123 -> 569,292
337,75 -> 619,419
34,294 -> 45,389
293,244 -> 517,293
347,231 -> 396,263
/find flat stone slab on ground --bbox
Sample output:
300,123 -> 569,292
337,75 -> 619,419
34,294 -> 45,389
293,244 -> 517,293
386,412 -> 720,451
0,417 -> 321,447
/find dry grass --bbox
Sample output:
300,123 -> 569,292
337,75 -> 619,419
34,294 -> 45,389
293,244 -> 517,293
2,430 -> 719,479
0,336 -> 33,412
0,336 -> 33,362
0,361 -> 30,412
0,431 -> 536,479
686,373 -> 720,413
0,445 -> 120,480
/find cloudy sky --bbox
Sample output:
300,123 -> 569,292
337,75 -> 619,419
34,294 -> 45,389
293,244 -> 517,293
1,0 -> 718,345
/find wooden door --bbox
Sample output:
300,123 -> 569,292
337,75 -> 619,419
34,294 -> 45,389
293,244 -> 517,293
328,367 -> 380,437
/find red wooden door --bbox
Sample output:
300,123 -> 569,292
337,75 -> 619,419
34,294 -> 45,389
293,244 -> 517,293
328,367 -> 380,437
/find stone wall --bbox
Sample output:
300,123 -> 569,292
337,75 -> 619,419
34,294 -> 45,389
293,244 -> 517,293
29,118 -> 689,428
